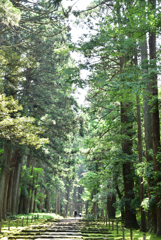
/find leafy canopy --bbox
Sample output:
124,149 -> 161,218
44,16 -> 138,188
0,94 -> 49,148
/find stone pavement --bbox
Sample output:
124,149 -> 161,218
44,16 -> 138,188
8,218 -> 83,240
7,218 -> 117,240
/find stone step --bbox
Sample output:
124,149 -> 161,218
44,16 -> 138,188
36,235 -> 82,238
10,238 -> 82,240
21,230 -> 80,233
82,238 -> 114,240
9,235 -> 83,239
35,239 -> 82,240
9,230 -> 83,239
22,230 -> 46,233
8,218 -> 115,240
41,232 -> 82,235
46,229 -> 80,232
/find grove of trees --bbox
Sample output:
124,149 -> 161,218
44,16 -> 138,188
1,0 -> 161,237
0,0 -> 79,220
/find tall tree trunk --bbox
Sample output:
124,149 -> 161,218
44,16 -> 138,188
7,149 -> 19,213
56,192 -> 60,215
116,185 -> 125,220
11,160 -> 22,215
72,187 -> 77,215
92,201 -> 97,216
0,143 -> 12,220
107,193 -> 116,219
18,155 -> 33,214
19,194 -> 24,214
29,189 -> 35,213
7,168 -> 14,214
134,47 -> 147,232
24,155 -> 32,213
136,95 -> 146,232
91,189 -> 98,217
45,189 -> 51,212
3,168 -> 10,219
29,160 -> 35,213
78,186 -> 83,213
121,102 -> 139,229
85,201 -> 89,215
149,0 -> 161,235
120,55 -> 138,229
116,0 -> 138,226
33,173 -> 39,213
140,37 -> 156,233
101,209 -> 104,218
65,185 -> 70,217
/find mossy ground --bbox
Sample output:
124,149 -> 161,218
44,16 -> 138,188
81,220 -> 161,240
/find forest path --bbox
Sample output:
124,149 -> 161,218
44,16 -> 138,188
7,218 -> 117,240
8,218 -> 83,240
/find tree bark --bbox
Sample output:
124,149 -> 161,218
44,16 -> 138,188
18,154 -> 32,214
56,192 -> 60,215
29,189 -> 35,213
116,185 -> 125,220
140,37 -> 156,233
120,54 -> 138,229
91,189 -> 98,217
107,193 -> 116,219
29,160 -> 35,213
11,151 -> 22,215
45,189 -> 51,212
92,201 -> 97,216
7,149 -> 19,213
65,185 -> 70,217
0,143 -> 12,220
133,46 -> 147,232
78,186 -> 83,213
19,194 -> 24,214
33,173 -> 39,213
7,168 -> 14,214
121,102 -> 139,229
85,201 -> 89,215
136,95 -> 146,232
149,0 -> 161,235
25,155 -> 32,213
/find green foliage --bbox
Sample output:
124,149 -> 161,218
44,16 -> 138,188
66,0 -> 161,226
20,166 -> 31,198
80,171 -> 98,191
33,167 -> 43,175
141,197 -> 149,212
0,94 -> 49,148
0,0 -> 21,26
1,0 -> 160,232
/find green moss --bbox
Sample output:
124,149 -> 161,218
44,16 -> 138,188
80,220 -> 161,240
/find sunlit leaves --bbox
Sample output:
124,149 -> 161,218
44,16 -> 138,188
0,0 -> 21,26
0,94 -> 49,148
80,171 -> 98,191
